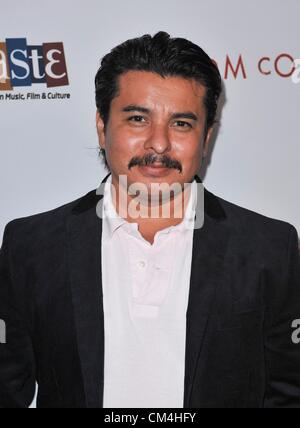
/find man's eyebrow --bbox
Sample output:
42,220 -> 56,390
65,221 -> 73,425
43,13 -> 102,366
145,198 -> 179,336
122,105 -> 199,121
122,105 -> 150,114
171,112 -> 198,121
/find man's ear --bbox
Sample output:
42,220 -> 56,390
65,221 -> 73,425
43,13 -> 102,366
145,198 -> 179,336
96,110 -> 106,150
202,126 -> 214,158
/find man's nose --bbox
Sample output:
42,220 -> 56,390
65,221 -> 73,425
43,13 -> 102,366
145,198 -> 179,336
143,123 -> 171,154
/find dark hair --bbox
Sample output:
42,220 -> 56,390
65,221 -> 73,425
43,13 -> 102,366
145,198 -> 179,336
95,31 -> 222,170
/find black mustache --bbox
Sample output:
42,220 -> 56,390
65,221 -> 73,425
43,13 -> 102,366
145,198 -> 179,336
128,154 -> 182,173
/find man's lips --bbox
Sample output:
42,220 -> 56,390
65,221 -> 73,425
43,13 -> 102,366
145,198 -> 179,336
145,162 -> 167,168
139,163 -> 171,177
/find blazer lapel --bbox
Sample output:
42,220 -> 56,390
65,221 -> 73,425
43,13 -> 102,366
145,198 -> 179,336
66,173 -> 110,408
184,177 -> 231,407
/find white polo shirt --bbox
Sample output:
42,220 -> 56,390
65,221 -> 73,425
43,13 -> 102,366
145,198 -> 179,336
101,174 -> 197,408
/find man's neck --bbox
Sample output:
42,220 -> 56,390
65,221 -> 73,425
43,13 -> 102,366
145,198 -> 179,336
109,175 -> 193,242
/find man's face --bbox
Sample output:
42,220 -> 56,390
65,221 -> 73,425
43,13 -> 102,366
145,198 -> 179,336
96,70 -> 213,194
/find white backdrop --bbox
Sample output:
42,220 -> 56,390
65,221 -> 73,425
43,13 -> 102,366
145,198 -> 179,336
0,0 -> 299,407
1,0 -> 299,239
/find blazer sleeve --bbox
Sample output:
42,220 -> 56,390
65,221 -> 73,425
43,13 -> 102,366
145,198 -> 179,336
0,222 -> 36,408
264,225 -> 300,408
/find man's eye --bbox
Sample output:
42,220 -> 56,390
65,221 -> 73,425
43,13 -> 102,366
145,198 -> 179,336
128,116 -> 146,123
175,121 -> 192,128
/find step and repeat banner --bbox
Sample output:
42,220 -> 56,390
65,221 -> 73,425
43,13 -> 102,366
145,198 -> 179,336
1,0 -> 299,236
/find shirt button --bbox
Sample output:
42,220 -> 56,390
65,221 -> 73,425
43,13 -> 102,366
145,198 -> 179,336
137,261 -> 146,268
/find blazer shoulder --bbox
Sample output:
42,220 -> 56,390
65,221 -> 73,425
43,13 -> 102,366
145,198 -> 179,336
208,192 -> 300,265
1,189 -> 98,247
212,192 -> 297,242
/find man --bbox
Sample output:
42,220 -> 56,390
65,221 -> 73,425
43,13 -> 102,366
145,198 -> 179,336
0,31 -> 300,408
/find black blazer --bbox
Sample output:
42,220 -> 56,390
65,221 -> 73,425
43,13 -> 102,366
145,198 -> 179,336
0,173 -> 300,408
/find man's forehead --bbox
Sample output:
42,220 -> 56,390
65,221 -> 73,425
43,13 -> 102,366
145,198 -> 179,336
115,70 -> 206,105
